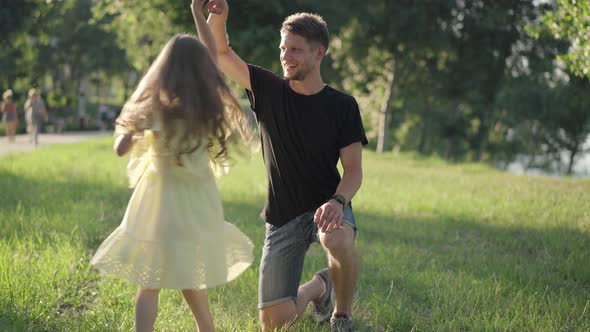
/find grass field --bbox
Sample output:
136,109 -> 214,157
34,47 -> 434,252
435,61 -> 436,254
1,138 -> 589,331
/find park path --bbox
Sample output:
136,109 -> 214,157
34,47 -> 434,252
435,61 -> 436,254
0,131 -> 111,156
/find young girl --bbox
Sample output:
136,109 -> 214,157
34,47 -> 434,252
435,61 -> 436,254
91,2 -> 254,331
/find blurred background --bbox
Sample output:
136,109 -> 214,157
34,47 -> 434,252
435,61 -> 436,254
1,0 -> 589,176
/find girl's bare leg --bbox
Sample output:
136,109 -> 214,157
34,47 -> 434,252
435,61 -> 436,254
181,289 -> 216,332
135,288 -> 160,332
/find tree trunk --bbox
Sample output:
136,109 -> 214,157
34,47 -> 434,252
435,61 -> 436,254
51,68 -> 58,96
52,68 -> 61,96
473,110 -> 491,162
445,105 -> 463,161
418,115 -> 430,154
566,143 -> 579,175
377,59 -> 397,154
123,78 -> 130,103
446,135 -> 461,161
96,79 -> 101,104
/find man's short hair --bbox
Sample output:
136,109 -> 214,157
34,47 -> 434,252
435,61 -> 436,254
281,13 -> 329,51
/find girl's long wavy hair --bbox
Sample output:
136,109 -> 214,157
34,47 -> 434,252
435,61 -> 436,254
116,34 -> 254,164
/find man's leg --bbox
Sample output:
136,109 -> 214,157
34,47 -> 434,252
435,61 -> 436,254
319,223 -> 359,318
259,215 -> 314,331
259,275 -> 325,330
258,210 -> 356,331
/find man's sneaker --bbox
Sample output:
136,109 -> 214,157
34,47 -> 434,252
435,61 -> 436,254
311,268 -> 334,322
330,314 -> 354,332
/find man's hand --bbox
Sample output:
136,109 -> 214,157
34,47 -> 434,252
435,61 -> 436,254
314,200 -> 344,233
190,0 -> 206,13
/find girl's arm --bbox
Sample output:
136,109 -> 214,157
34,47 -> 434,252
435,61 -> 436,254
191,0 -> 218,64
113,134 -> 133,157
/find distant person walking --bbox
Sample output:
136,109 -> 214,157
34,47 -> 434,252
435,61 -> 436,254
1,89 -> 18,142
24,88 -> 48,146
78,91 -> 87,129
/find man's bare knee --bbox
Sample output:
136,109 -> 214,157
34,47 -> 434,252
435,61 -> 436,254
259,310 -> 286,331
259,301 -> 297,331
320,225 -> 355,254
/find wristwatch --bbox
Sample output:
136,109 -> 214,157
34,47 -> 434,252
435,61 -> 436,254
330,194 -> 347,208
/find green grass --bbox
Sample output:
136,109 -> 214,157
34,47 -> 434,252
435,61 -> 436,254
1,138 -> 589,331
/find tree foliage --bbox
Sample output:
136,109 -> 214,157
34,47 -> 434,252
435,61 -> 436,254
2,0 -> 589,174
540,0 -> 590,78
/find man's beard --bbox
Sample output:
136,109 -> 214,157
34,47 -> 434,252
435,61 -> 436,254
284,63 -> 313,81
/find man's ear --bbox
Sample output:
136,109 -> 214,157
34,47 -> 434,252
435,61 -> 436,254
316,45 -> 326,60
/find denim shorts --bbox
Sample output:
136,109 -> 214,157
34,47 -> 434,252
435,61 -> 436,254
258,205 -> 357,309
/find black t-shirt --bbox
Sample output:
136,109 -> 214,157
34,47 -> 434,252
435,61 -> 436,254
247,64 -> 368,227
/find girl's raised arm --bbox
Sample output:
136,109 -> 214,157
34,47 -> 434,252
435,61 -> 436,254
191,0 -> 218,64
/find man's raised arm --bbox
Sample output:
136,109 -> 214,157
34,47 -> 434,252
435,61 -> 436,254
194,0 -> 251,90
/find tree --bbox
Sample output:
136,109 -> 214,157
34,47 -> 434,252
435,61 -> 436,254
439,1 -> 540,161
541,76 -> 590,175
94,0 -> 349,73
35,1 -> 129,93
498,29 -> 590,176
329,0 -> 454,153
540,0 -> 590,78
93,0 -> 180,72
1,0 -> 131,107
0,1 -> 38,90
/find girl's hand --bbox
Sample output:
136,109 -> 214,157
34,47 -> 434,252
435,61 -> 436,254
208,0 -> 226,15
114,133 -> 134,157
192,0 -> 225,15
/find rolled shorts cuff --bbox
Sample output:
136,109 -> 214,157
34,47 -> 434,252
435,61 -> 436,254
258,296 -> 295,309
342,217 -> 357,233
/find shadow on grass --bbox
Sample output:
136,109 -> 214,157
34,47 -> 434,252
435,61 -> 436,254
0,169 -> 130,248
0,168 -> 129,331
0,310 -> 63,332
2,164 -> 588,331
356,208 -> 590,285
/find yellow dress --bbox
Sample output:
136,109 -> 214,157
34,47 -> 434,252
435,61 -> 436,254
91,128 -> 253,289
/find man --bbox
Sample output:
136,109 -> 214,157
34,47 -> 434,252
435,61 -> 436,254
194,2 -> 367,331
77,91 -> 87,129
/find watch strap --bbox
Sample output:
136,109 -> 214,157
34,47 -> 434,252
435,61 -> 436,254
331,194 -> 347,207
